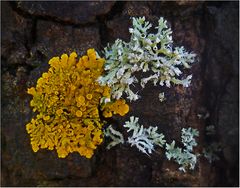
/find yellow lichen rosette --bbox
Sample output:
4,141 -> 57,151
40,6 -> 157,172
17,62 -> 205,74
26,49 -> 129,159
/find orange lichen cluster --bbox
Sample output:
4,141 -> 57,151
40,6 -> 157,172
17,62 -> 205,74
101,99 -> 129,118
26,49 -> 129,158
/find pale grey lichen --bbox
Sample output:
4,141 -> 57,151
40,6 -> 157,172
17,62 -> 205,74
181,127 -> 199,151
123,116 -> 166,155
158,92 -> 166,102
98,16 -> 196,101
165,141 -> 197,172
165,128 -> 199,172
104,125 -> 124,150
104,116 -> 200,173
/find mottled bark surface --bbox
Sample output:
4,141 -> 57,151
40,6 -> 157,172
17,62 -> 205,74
1,1 -> 239,186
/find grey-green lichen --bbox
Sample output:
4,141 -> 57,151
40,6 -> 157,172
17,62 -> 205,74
98,16 -> 196,101
104,116 -> 199,172
100,16 -> 201,173
123,116 -> 166,155
104,125 -> 124,150
165,128 -> 199,172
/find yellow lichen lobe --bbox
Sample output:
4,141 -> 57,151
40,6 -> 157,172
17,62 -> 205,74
76,110 -> 83,117
102,99 -> 129,118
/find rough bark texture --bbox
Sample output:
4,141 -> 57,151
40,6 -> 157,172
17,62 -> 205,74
1,1 -> 239,186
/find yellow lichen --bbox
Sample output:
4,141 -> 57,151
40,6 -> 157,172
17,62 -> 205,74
26,49 -> 129,159
101,99 -> 129,118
